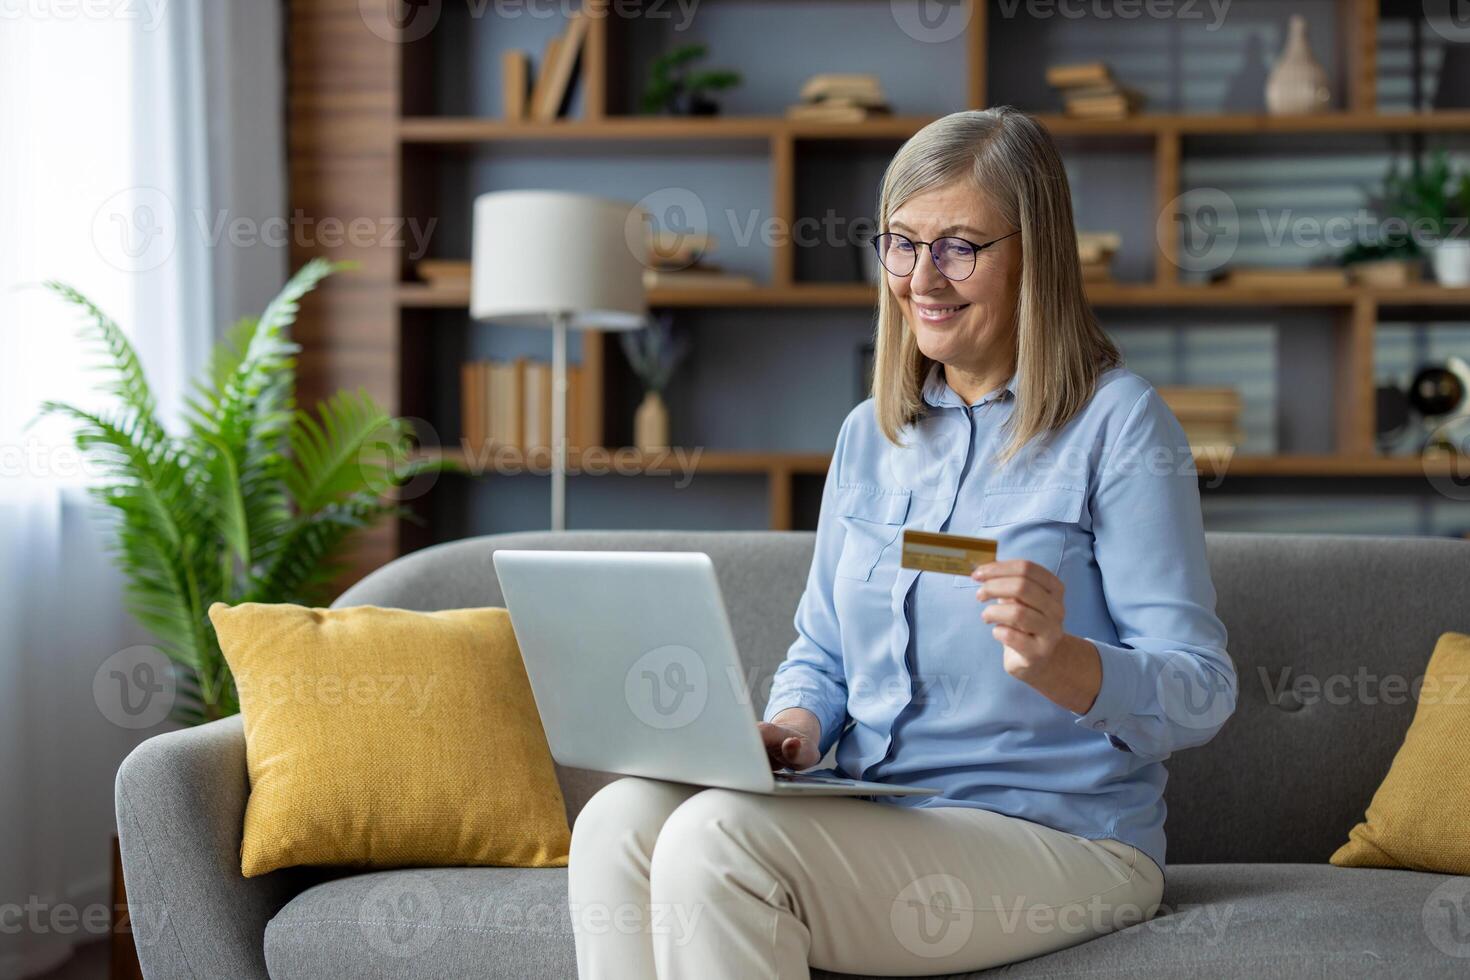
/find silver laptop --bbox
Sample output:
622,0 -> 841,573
492,549 -> 939,798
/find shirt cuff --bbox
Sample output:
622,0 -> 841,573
1072,638 -> 1141,743
763,691 -> 844,758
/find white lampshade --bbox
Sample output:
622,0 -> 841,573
470,190 -> 648,330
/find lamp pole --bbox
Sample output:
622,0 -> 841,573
551,310 -> 569,532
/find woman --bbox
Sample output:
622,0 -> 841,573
568,106 -> 1237,978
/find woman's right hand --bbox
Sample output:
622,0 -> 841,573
758,707 -> 822,771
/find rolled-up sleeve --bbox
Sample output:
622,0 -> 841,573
762,412 -> 854,758
1072,387 -> 1237,763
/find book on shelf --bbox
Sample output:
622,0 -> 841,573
415,259 -> 472,288
798,73 -> 886,104
1212,267 -> 1349,289
461,356 -> 591,453
1046,61 -> 1144,119
789,73 -> 891,122
1045,62 -> 1114,89
527,34 -> 564,121
1155,386 -> 1242,425
531,2 -> 593,121
1063,89 -> 1143,119
643,268 -> 757,290
502,50 -> 529,121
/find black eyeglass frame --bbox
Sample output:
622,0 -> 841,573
871,228 -> 1021,281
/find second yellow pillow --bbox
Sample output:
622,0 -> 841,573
1330,631 -> 1470,874
210,602 -> 570,877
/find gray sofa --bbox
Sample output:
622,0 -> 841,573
116,530 -> 1470,979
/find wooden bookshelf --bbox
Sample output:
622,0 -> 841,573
398,109 -> 1470,144
288,0 -> 1470,582
399,281 -> 1470,310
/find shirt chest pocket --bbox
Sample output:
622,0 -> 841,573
952,484 -> 1086,585
832,485 -> 912,582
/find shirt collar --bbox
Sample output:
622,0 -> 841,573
921,361 -> 1016,410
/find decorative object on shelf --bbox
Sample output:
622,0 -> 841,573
1077,231 -> 1120,281
786,73 -> 892,123
1155,386 -> 1244,454
472,190 -> 648,530
647,230 -> 714,273
1265,14 -> 1331,115
461,356 -> 590,453
1045,62 -> 1143,119
640,43 -> 741,116
1375,381 -> 1411,454
1426,155 -> 1470,285
1210,266 -> 1348,289
39,259 -> 454,724
1341,147 -> 1470,287
620,311 -> 690,452
528,1 -> 594,121
415,258 -> 472,289
1406,357 -> 1470,456
640,228 -> 754,288
1345,256 -> 1422,288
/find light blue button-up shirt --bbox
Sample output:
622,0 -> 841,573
762,360 -> 1237,880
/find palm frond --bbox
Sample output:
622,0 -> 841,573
245,494 -> 404,606
45,259 -> 430,725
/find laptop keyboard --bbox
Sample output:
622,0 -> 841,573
773,771 -> 857,786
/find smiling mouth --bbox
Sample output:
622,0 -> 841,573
913,302 -> 970,323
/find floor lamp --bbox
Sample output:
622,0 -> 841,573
470,190 -> 649,531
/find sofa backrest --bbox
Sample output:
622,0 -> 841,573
336,530 -> 1470,865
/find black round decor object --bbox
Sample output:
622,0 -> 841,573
1408,366 -> 1464,418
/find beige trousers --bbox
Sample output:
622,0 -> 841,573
567,777 -> 1165,979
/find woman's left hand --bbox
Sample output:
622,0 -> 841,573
970,559 -> 1104,714
971,559 -> 1068,679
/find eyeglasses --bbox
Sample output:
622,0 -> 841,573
871,229 -> 1020,281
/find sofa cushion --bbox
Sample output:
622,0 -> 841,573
263,863 -> 1470,979
1331,631 -> 1470,874
211,602 -> 570,877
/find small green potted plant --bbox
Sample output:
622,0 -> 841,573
1341,148 -> 1470,287
640,43 -> 741,116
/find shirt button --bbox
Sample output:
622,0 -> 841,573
1092,721 -> 1107,730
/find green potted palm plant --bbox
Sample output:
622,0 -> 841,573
41,258 -> 449,724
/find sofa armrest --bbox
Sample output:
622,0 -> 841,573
115,716 -> 311,980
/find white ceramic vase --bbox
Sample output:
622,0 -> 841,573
1430,239 -> 1470,287
1266,15 -> 1331,115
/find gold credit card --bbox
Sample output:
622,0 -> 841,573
900,528 -> 999,577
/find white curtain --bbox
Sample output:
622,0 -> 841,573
0,3 -> 285,975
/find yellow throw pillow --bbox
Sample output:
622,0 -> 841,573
209,602 -> 570,877
1330,631 -> 1470,874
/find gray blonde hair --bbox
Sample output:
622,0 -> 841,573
870,106 -> 1122,467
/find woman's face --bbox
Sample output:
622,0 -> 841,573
884,180 -> 1022,378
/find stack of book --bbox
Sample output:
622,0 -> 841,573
415,259 -> 471,290
1046,62 -> 1144,119
642,230 -> 756,290
1156,386 -> 1244,453
461,357 -> 593,452
786,74 -> 892,123
1077,231 -> 1120,281
502,1 -> 593,121
1210,267 -> 1349,289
